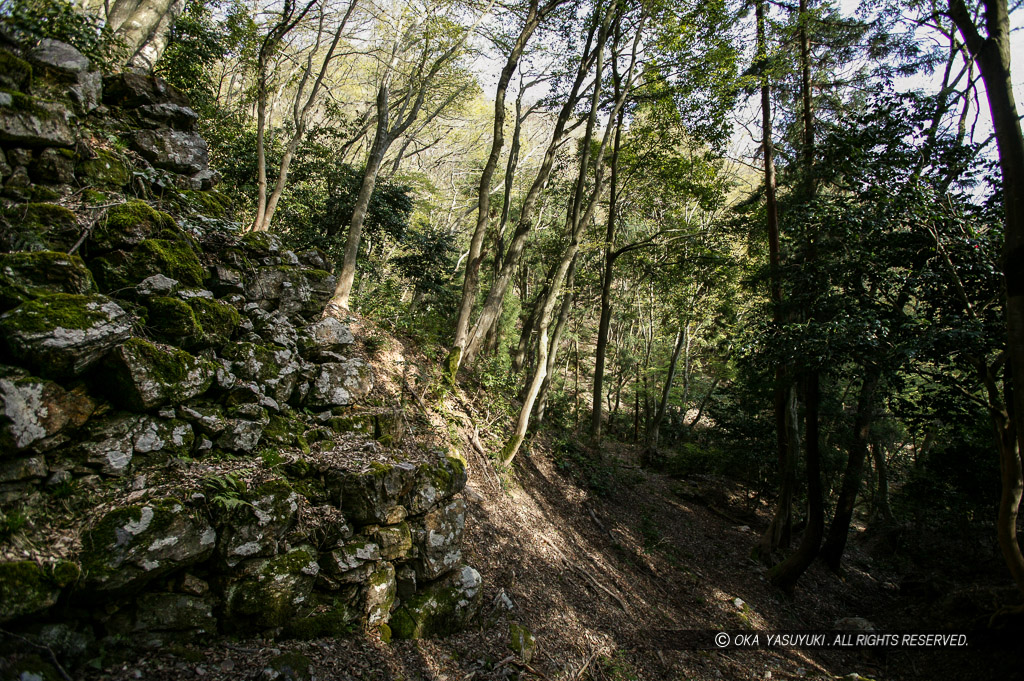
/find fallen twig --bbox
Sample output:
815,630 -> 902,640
0,628 -> 74,681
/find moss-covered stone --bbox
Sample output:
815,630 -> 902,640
509,622 -> 536,662
76,148 -> 130,189
282,593 -> 359,640
102,337 -> 215,410
365,562 -> 396,626
339,461 -> 416,525
91,200 -> 177,252
174,189 -> 232,218
221,545 -> 319,631
0,293 -> 131,378
0,560 -> 63,623
409,498 -> 465,581
80,498 -> 216,594
0,49 -> 33,91
0,202 -> 79,252
187,296 -> 238,347
264,652 -> 312,681
404,456 -> 467,515
146,295 -> 201,341
0,94 -> 75,147
365,522 -> 412,561
90,236 -> 205,293
389,565 -> 482,639
214,479 -> 302,567
263,413 -> 310,453
0,250 -> 95,312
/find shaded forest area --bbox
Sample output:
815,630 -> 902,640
2,0 -> 1024,676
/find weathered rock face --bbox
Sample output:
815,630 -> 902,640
0,35 -> 481,662
0,373 -> 94,452
81,499 -> 217,594
103,339 -> 215,410
0,294 -> 132,378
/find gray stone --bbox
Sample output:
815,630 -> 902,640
132,129 -> 209,175
389,565 -> 482,639
338,461 -> 416,525
410,498 -> 466,581
103,339 -> 214,410
403,456 -> 468,515
300,317 -> 354,359
214,481 -> 302,567
138,102 -> 199,130
28,39 -> 90,73
0,294 -> 132,379
102,72 -> 191,109
81,498 -> 217,594
220,546 -> 319,631
0,99 -> 75,148
0,375 -> 94,453
243,266 -> 336,319
321,539 -> 380,583
136,274 -> 178,297
365,562 -> 396,626
128,592 -> 217,633
75,414 -> 142,476
29,148 -> 74,184
0,250 -> 95,312
133,417 -> 194,458
306,359 -> 373,408
0,455 -> 47,482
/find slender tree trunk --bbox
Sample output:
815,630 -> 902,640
536,259 -> 577,424
870,442 -> 894,525
462,11 -> 611,365
754,0 -> 795,562
647,324 -> 687,451
821,367 -> 881,571
770,373 -> 825,592
448,0 -> 549,376
949,0 -> 1024,596
590,103 -> 624,442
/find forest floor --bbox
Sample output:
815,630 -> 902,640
82,324 -> 1024,681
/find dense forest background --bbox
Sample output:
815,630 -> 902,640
3,0 -> 1024,605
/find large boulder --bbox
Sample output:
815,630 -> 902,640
300,317 -> 354,359
307,359 -> 373,408
214,481 -> 303,567
132,129 -> 209,175
244,266 -> 336,318
103,338 -> 215,410
0,96 -> 74,148
404,456 -> 467,515
339,461 -> 417,525
409,498 -> 466,581
220,546 -> 319,631
0,202 -> 79,252
365,562 -> 396,626
90,237 -> 206,292
222,342 -> 299,405
89,200 -> 178,253
72,413 -> 142,476
0,374 -> 94,453
389,565 -> 482,639
0,560 -> 79,623
0,251 -> 95,312
0,294 -> 131,378
80,499 -> 216,594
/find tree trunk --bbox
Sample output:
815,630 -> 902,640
462,11 -> 612,365
647,323 -> 687,451
590,104 -> 625,442
821,367 -> 881,572
754,0 -> 795,563
328,82 -> 392,311
448,0 -> 547,377
949,0 -> 1024,597
769,372 -> 825,592
536,259 -> 577,424
870,443 -> 894,526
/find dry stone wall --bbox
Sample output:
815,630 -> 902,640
0,35 -> 481,670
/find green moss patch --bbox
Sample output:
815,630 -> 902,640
91,237 -> 205,293
91,200 -> 178,253
0,560 -> 63,623
0,250 -> 95,312
76,149 -> 130,189
0,202 -> 79,252
103,337 -> 214,410
0,49 -> 32,91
